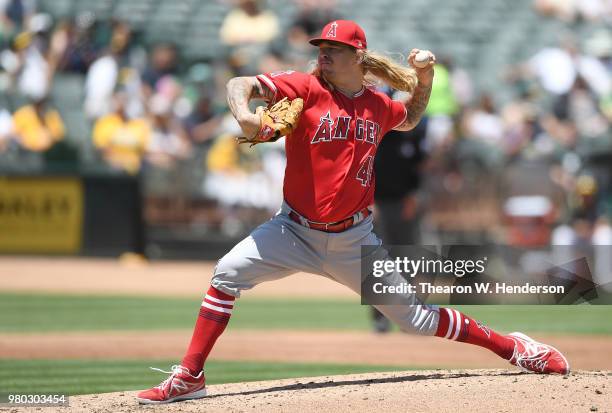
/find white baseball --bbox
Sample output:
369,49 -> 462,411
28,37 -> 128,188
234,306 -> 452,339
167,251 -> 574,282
413,51 -> 431,68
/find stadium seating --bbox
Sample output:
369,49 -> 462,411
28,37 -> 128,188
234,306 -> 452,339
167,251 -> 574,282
35,0 -> 600,84
28,0 -> 607,163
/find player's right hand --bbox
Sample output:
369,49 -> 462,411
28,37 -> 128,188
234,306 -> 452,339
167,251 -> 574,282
408,48 -> 435,87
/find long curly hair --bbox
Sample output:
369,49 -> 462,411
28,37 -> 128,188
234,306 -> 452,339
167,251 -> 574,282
360,50 -> 418,93
310,49 -> 418,94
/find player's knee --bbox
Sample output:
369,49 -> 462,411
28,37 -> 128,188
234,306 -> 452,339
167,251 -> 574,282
406,304 -> 439,335
397,321 -> 434,335
210,255 -> 243,297
377,304 -> 439,336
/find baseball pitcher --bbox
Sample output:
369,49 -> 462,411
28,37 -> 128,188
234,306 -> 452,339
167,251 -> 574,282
137,20 -> 569,404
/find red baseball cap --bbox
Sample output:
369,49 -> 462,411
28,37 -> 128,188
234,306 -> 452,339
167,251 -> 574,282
309,20 -> 367,50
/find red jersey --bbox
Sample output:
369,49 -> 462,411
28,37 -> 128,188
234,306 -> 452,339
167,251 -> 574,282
256,70 -> 407,223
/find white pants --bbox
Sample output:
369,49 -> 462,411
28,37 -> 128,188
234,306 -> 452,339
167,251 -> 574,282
211,202 -> 440,335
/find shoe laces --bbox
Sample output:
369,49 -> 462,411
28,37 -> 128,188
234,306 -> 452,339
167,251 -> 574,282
150,365 -> 188,390
518,357 -> 549,372
512,338 -> 550,372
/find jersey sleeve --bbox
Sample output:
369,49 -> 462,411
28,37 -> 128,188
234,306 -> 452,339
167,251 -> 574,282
256,70 -> 311,103
385,98 -> 408,132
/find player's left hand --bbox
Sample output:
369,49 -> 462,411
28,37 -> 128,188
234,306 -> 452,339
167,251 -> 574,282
408,49 -> 436,87
237,97 -> 304,146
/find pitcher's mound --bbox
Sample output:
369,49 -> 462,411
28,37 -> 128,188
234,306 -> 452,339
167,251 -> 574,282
67,369 -> 610,412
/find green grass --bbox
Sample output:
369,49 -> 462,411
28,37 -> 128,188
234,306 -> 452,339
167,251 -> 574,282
0,359 -> 412,395
0,293 -> 611,334
0,293 -> 370,332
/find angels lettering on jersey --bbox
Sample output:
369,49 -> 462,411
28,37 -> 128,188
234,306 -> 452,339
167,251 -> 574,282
311,111 -> 381,145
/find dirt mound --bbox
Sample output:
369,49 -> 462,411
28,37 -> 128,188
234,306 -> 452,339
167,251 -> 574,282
60,370 -> 610,412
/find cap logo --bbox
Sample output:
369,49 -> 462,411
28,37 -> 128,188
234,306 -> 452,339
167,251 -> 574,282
326,21 -> 338,38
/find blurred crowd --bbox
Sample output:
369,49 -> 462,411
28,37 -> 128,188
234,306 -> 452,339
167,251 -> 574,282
419,28 -> 611,249
533,0 -> 612,23
0,0 -> 610,247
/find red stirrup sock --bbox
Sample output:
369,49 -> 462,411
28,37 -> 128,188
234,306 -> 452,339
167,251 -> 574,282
181,286 -> 235,375
435,307 -> 515,360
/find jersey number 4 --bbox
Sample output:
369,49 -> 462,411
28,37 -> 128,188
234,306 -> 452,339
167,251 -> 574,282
356,155 -> 374,187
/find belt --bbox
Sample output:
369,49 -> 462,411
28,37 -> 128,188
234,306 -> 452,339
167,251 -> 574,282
288,207 -> 371,233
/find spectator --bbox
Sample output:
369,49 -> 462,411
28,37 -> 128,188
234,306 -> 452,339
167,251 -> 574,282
424,61 -> 460,148
444,56 -> 474,107
462,93 -> 504,146
533,0 -> 578,22
588,30 -> 612,121
153,74 -> 183,107
84,20 -> 134,119
84,49 -> 118,119
585,29 -> 612,70
92,90 -> 150,174
10,13 -> 54,99
291,0 -> 338,37
582,29 -> 612,97
140,43 -> 179,99
219,0 -> 280,47
206,131 -> 241,173
0,0 -> 36,42
0,107 -> 13,151
280,0 -> 339,68
183,93 -> 222,144
281,22 -> 315,69
146,94 -> 191,169
203,113 -> 283,213
521,35 -> 610,97
552,76 -> 609,139
526,38 -> 578,96
12,94 -> 64,152
592,215 -> 612,291
500,92 -> 540,157
572,174 -> 600,222
534,0 -> 612,23
51,13 -> 99,74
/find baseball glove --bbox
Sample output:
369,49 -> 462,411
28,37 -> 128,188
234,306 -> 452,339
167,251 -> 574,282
237,97 -> 304,146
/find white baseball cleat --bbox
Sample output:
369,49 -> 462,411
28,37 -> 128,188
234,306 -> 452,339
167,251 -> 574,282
136,365 -> 207,404
508,332 -> 570,375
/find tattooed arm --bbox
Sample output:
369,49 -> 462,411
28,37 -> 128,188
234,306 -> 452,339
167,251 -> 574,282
226,76 -> 275,138
393,48 -> 435,131
393,82 -> 432,131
